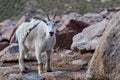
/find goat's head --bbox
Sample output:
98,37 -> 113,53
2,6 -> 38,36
46,14 -> 59,37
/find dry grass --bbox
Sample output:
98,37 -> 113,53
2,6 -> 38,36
0,0 -> 120,22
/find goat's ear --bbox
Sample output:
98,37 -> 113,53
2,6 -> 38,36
55,20 -> 60,24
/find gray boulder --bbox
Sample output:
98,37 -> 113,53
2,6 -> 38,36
86,11 -> 120,80
71,19 -> 108,53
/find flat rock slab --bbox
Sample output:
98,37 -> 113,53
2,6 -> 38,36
22,73 -> 45,80
42,71 -> 86,80
0,43 -> 36,62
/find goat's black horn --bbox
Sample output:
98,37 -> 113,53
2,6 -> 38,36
47,14 -> 50,21
53,13 -> 56,19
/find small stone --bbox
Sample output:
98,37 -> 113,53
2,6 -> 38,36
71,59 -> 87,66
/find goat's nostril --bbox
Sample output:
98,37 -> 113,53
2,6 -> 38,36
49,32 -> 54,35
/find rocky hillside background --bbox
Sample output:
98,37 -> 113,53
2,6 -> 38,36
0,0 -> 120,22
0,0 -> 120,80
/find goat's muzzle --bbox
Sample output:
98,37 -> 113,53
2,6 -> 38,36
49,32 -> 54,36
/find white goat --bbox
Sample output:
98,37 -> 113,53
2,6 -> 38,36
16,15 -> 59,75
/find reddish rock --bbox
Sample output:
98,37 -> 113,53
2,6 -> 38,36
56,19 -> 89,49
66,19 -> 90,33
55,30 -> 77,49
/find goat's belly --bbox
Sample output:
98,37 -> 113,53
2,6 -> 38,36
24,41 -> 35,51
27,44 -> 35,51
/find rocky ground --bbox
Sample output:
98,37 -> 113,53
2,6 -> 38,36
0,48 -> 92,80
0,8 -> 120,80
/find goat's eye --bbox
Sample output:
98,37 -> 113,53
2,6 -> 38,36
47,22 -> 50,25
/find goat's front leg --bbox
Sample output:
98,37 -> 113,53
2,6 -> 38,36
19,49 -> 25,72
46,49 -> 53,72
35,47 -> 43,75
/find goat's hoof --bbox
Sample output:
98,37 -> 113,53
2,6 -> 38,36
47,69 -> 52,72
19,65 -> 29,73
20,68 -> 25,73
38,72 -> 43,76
38,71 -> 44,75
19,65 -> 25,72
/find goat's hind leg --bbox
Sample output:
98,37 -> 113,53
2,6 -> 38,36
19,44 -> 28,72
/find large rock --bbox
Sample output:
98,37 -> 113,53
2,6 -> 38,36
2,26 -> 17,40
66,19 -> 89,33
0,65 -> 20,80
0,43 -> 36,62
0,42 -> 9,51
0,19 -> 16,41
71,19 -> 108,53
0,36 -> 9,42
57,12 -> 81,31
56,19 -> 89,49
8,73 -> 22,80
0,36 -> 10,51
0,65 -> 20,76
55,13 -> 89,49
1,16 -> 26,43
42,71 -> 86,80
0,19 -> 16,28
0,43 -> 19,62
79,9 -> 120,24
56,30 -> 77,49
86,11 -> 120,80
79,13 -> 104,24
57,18 -> 70,31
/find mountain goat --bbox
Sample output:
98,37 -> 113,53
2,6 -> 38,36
16,14 -> 59,75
